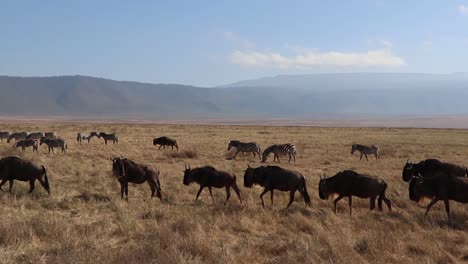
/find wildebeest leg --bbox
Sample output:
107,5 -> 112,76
124,182 -> 129,201
0,178 -> 8,191
224,186 -> 231,205
208,187 -> 215,204
359,153 -> 363,160
286,190 -> 296,209
29,179 -> 36,193
370,197 -> 376,211
333,195 -> 344,214
195,186 -> 204,201
270,190 -> 274,206
348,196 -> 353,215
231,183 -> 242,204
8,179 -> 14,193
425,197 -> 439,216
148,180 -> 156,198
276,155 -> 280,163
364,154 -> 368,161
260,188 -> 270,208
37,177 -> 48,194
120,183 -> 125,200
104,139 -> 108,145
158,145 -> 163,150
232,150 -> 240,159
443,198 -> 451,222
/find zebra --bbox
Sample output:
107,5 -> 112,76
77,132 -> 99,144
261,143 -> 297,163
14,139 -> 38,152
351,144 -> 380,161
0,131 -> 10,142
40,137 -> 67,154
7,132 -> 28,143
26,132 -> 45,140
227,140 -> 261,161
98,132 -> 118,145
44,132 -> 57,139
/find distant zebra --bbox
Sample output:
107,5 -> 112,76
40,137 -> 67,154
14,139 -> 38,153
351,144 -> 380,161
7,132 -> 28,143
44,132 -> 57,139
261,143 -> 296,163
26,132 -> 45,140
227,140 -> 261,161
0,132 -> 10,142
98,132 -> 118,145
77,132 -> 99,144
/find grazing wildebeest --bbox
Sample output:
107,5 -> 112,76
98,132 -> 118,145
243,165 -> 310,209
227,140 -> 261,161
0,132 -> 10,142
111,157 -> 162,201
7,132 -> 28,143
318,170 -> 391,215
402,159 -> 467,182
182,164 -> 242,205
153,136 -> 179,151
0,156 -> 50,194
40,137 -> 67,154
409,175 -> 468,222
14,139 -> 38,152
261,143 -> 296,163
44,132 -> 57,139
26,132 -> 45,140
351,144 -> 380,161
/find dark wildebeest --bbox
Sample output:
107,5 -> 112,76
99,132 -> 118,145
319,170 -> 391,215
0,156 -> 50,194
40,137 -> 67,154
402,159 -> 467,182
0,132 -> 10,142
111,157 -> 162,201
182,164 -> 242,205
227,140 -> 261,161
14,139 -> 38,152
26,132 -> 45,140
243,165 -> 311,209
409,175 -> 468,222
153,136 -> 179,151
44,132 -> 57,139
7,132 -> 28,143
351,144 -> 380,161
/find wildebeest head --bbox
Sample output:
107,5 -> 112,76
402,159 -> 414,182
318,173 -> 337,199
351,144 -> 357,154
183,163 -> 194,186
153,138 -> 158,145
111,157 -> 125,178
243,165 -> 256,187
408,175 -> 422,202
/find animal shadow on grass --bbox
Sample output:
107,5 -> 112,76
74,191 -> 112,202
416,213 -> 467,230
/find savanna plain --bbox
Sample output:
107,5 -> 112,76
0,122 -> 467,264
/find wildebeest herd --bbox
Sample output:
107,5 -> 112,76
0,132 -> 467,223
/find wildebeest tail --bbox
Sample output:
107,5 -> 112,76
465,167 -> 468,178
301,176 -> 311,206
42,165 -> 50,194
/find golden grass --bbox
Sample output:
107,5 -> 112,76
0,122 -> 467,263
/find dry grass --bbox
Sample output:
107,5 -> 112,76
0,122 -> 467,264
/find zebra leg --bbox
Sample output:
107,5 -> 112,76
364,154 -> 368,161
241,152 -> 245,158
104,139 -> 108,145
359,153 -> 363,160
276,154 -> 280,163
375,153 -> 378,160
232,150 -> 239,159
288,154 -> 292,163
293,153 -> 296,162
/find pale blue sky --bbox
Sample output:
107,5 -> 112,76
1,1 -> 468,86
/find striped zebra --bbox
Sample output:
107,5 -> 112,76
98,132 -> 118,145
40,137 -> 67,154
227,140 -> 261,161
0,131 -> 10,142
7,132 -> 28,143
14,139 -> 38,153
351,144 -> 380,161
26,132 -> 45,140
44,132 -> 57,139
77,132 -> 99,144
261,143 -> 297,163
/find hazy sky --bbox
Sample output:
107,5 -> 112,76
1,1 -> 468,86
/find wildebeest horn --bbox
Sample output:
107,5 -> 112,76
247,164 -> 251,168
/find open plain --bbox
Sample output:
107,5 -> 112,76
0,122 -> 467,264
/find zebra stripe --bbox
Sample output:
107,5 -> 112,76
0,131 -> 10,141
227,140 -> 261,161
40,137 -> 67,154
261,143 -> 296,163
351,144 -> 380,161
14,139 -> 38,152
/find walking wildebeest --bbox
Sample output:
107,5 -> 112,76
98,132 -> 118,145
243,165 -> 311,209
227,140 -> 261,161
351,144 -> 380,161
0,132 -> 10,142
153,136 -> 179,151
182,164 -> 242,205
319,170 -> 391,215
7,132 -> 28,143
0,156 -> 50,194
26,132 -> 45,140
111,157 -> 162,201
409,175 -> 468,222
14,139 -> 38,152
402,159 -> 467,182
40,137 -> 67,154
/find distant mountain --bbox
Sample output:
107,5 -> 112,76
0,74 -> 468,119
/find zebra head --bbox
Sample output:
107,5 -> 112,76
351,144 -> 357,154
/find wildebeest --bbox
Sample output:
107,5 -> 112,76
0,156 -> 50,194
153,136 -> 179,151
183,164 -> 242,205
0,131 -> 10,142
409,175 -> 468,221
243,165 -> 310,208
319,170 -> 391,215
402,159 -> 467,182
351,144 -> 380,161
111,157 -> 162,201
7,132 -> 28,143
227,140 -> 261,161
14,139 -> 38,152
40,137 -> 67,154
98,132 -> 118,145
44,132 -> 57,139
261,143 -> 296,163
26,132 -> 45,140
